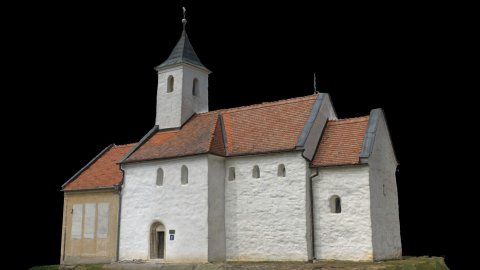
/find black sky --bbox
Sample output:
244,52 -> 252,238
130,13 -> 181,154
8,2 -> 468,269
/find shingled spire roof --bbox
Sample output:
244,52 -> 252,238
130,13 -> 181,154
155,23 -> 208,71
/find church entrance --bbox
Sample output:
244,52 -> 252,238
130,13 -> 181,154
150,222 -> 165,259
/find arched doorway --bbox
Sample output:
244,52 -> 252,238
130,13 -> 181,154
150,222 -> 165,259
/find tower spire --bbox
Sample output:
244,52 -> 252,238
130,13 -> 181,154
154,6 -> 209,72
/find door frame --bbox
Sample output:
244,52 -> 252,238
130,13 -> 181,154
150,221 -> 166,259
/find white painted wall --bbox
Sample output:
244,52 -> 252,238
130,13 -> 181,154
156,67 -> 183,129
312,165 -> 373,261
225,152 -> 311,261
180,65 -> 209,123
155,65 -> 209,129
119,155 -> 210,262
368,113 -> 402,260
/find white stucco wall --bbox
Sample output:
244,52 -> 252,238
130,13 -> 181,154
155,65 -> 209,129
119,155 -> 210,262
312,165 -> 373,261
225,152 -> 311,261
156,67 -> 184,129
180,65 -> 209,123
368,113 -> 402,260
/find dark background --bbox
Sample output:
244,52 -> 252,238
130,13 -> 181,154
6,2 -> 469,269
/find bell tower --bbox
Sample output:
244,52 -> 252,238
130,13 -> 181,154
154,8 -> 211,129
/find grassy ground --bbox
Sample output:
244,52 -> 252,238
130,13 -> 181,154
29,257 -> 449,270
29,265 -> 103,270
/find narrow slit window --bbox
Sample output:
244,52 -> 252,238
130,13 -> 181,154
228,167 -> 236,181
167,75 -> 174,93
329,195 -> 341,213
192,78 -> 199,96
252,165 -> 260,178
156,168 -> 164,186
278,164 -> 286,177
181,165 -> 188,185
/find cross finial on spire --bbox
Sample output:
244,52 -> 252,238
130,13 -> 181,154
182,7 -> 187,28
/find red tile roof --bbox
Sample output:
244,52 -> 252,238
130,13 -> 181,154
63,144 -> 135,190
222,95 -> 317,156
125,95 -> 318,162
311,116 -> 369,167
126,112 -> 222,162
64,96 -> 371,191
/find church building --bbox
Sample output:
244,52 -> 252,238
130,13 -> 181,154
60,11 -> 401,265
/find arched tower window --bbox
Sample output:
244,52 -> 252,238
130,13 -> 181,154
228,167 -> 236,181
277,164 -> 286,177
167,75 -> 174,93
329,195 -> 341,213
181,165 -> 188,185
252,165 -> 260,178
192,78 -> 199,96
156,168 -> 164,186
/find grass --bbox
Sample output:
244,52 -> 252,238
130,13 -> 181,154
28,266 -> 59,270
29,264 -> 104,270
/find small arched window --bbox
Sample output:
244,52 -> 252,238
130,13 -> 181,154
228,167 -> 236,181
252,165 -> 260,179
181,165 -> 188,185
277,164 -> 286,177
329,195 -> 341,213
192,78 -> 199,96
156,168 -> 164,186
167,75 -> 174,93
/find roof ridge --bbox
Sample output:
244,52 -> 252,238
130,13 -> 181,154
199,94 -> 319,115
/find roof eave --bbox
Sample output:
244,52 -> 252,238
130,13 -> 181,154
311,162 -> 366,168
226,148 -> 304,158
154,61 -> 211,74
121,151 -> 211,165
123,148 -> 305,165
62,186 -> 118,193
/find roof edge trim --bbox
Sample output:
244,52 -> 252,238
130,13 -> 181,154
296,93 -> 325,148
218,114 -> 228,155
61,144 -> 115,189
119,125 -> 159,164
359,108 -> 381,158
